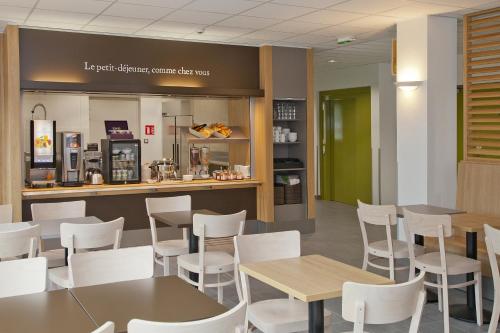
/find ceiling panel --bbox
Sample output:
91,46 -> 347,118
382,2 -> 463,18
184,0 -> 262,14
102,3 -> 174,20
164,10 -> 229,25
0,0 -> 37,7
239,29 -> 296,41
270,0 -> 346,9
0,5 -> 31,21
89,15 -> 153,29
241,3 -> 316,19
217,15 -> 281,29
83,25 -> 139,34
24,20 -> 83,30
29,9 -> 94,25
329,0 -> 408,14
117,0 -> 192,8
296,9 -> 364,25
145,21 -> 204,34
268,20 -> 329,33
36,0 -> 111,14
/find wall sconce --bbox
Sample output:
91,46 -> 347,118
396,81 -> 423,91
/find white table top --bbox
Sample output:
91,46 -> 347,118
0,216 -> 103,239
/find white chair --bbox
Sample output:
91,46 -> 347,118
145,196 -> 189,276
0,257 -> 47,298
357,200 -> 424,280
70,246 -> 154,288
49,217 -> 124,288
31,200 -> 86,268
404,209 -> 483,333
91,322 -> 115,333
178,211 -> 246,304
0,203 -> 12,223
342,273 -> 426,333
484,224 -> 500,333
128,300 -> 247,333
234,230 -> 332,333
0,224 -> 40,260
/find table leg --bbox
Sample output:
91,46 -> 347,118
450,232 -> 491,323
414,235 -> 438,303
308,300 -> 324,333
188,227 -> 199,283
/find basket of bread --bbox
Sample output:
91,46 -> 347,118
210,123 -> 232,138
189,124 -> 214,138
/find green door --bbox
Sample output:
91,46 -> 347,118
320,88 -> 372,205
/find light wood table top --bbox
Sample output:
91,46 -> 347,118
70,276 -> 227,333
239,254 -> 393,303
151,209 -> 219,228
0,289 -> 96,333
397,205 -> 465,218
451,213 -> 500,233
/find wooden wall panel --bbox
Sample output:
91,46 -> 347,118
463,7 -> 500,161
0,26 -> 22,221
254,46 -> 274,222
457,160 -> 500,216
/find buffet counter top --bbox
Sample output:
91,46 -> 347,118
22,179 -> 261,200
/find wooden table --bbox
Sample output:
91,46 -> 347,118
396,204 -> 465,219
151,209 -> 219,282
0,216 -> 103,265
448,213 -> 500,324
239,254 -> 393,333
70,276 -> 226,333
0,289 -> 96,333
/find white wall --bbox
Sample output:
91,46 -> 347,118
396,16 -> 457,238
89,97 -> 140,148
314,62 -> 397,205
22,92 -> 90,152
140,97 -> 163,164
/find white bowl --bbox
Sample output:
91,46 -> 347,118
112,149 -> 121,154
121,148 -> 132,154
182,174 -> 194,181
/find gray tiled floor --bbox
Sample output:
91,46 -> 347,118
201,200 -> 497,333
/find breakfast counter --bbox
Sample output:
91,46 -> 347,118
22,179 -> 261,200
22,179 -> 260,230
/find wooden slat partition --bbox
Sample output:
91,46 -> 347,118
0,26 -> 22,220
464,7 -> 500,161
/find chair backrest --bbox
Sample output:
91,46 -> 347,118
485,224 -> 500,292
234,230 -> 300,264
403,209 -> 452,238
92,321 -> 115,333
342,273 -> 426,333
60,218 -> 124,251
0,224 -> 40,258
0,204 -> 12,223
0,257 -> 47,298
357,200 -> 397,226
31,200 -> 86,221
145,195 -> 191,245
128,301 -> 247,333
193,210 -> 246,239
69,245 -> 154,288
234,231 -> 300,304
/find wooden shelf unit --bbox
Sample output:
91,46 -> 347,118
186,126 -> 249,144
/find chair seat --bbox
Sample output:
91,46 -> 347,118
248,298 -> 332,333
154,239 -> 189,257
416,252 -> 481,275
48,266 -> 72,288
368,240 -> 425,259
177,251 -> 234,274
39,249 -> 66,268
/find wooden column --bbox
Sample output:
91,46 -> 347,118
0,25 -> 22,220
306,49 -> 315,220
254,46 -> 274,222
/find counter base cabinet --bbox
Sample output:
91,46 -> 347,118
22,187 -> 256,231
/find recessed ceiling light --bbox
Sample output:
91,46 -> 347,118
328,59 -> 336,63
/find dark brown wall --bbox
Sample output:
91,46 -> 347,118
19,28 -> 263,96
22,188 -> 257,230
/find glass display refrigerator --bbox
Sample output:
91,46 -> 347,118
101,139 -> 141,184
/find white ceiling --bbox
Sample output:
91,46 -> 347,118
0,0 -> 499,68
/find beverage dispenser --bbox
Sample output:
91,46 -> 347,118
59,132 -> 84,187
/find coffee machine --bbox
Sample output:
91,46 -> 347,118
59,132 -> 84,187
